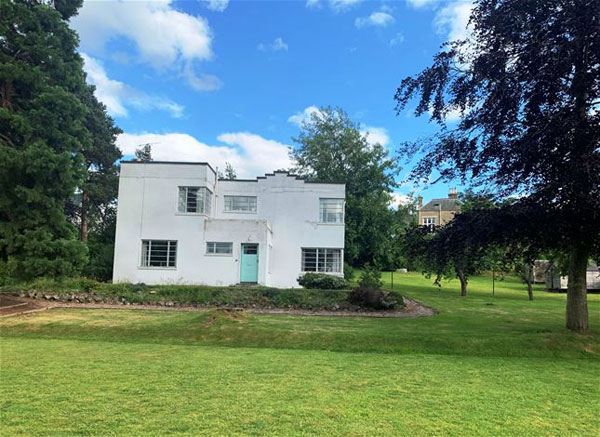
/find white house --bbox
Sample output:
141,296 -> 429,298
112,161 -> 345,288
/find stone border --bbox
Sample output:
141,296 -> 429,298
0,297 -> 436,319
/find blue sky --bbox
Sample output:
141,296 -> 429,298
71,0 -> 473,203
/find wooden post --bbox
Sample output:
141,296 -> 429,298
492,269 -> 495,297
391,271 -> 394,291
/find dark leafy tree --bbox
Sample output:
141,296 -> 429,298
135,144 -> 153,162
0,0 -> 89,279
218,162 -> 237,179
69,85 -> 122,243
395,0 -> 599,331
290,106 -> 399,266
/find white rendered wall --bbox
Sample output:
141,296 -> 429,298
113,163 -> 345,288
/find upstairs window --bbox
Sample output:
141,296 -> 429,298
319,198 -> 344,223
178,187 -> 212,214
423,217 -> 436,226
224,195 -> 257,213
206,242 -> 233,255
141,240 -> 177,268
301,248 -> 342,273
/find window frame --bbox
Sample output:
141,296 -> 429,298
223,195 -> 258,214
140,240 -> 177,269
178,186 -> 212,215
301,248 -> 343,273
206,241 -> 233,256
423,217 -> 437,226
319,198 -> 345,224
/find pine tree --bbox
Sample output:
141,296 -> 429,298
0,0 -> 90,279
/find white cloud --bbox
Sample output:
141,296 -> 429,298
82,53 -> 184,118
205,0 -> 229,12
307,0 -> 362,12
287,106 -> 324,126
427,106 -> 463,123
258,37 -> 289,52
406,0 -> 437,8
390,32 -> 405,46
355,11 -> 395,28
435,1 -> 474,42
117,132 -> 292,178
360,125 -> 390,147
390,192 -> 411,208
330,0 -> 362,12
71,1 -> 219,91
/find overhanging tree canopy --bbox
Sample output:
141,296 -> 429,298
395,0 -> 599,331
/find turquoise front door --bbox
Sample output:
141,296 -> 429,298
240,244 -> 259,283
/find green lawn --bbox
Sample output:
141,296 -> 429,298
1,273 -> 599,435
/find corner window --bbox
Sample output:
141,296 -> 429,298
178,187 -> 212,214
319,198 -> 344,223
224,195 -> 257,213
141,240 -> 177,268
206,242 -> 233,255
301,248 -> 342,273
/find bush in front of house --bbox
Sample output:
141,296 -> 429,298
347,287 -> 398,310
297,273 -> 349,290
343,262 -> 355,282
347,265 -> 399,310
357,265 -> 383,289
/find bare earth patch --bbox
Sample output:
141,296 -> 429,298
0,296 -> 435,318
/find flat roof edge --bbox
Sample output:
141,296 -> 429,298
120,160 -> 216,175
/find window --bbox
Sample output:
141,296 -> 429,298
224,195 -> 257,213
319,198 -> 344,223
301,248 -> 342,273
178,187 -> 212,214
206,242 -> 233,255
423,217 -> 436,226
141,240 -> 177,268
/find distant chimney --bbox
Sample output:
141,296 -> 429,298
417,196 -> 423,208
448,188 -> 458,199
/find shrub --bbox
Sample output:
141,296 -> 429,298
343,262 -> 355,282
347,287 -> 397,310
358,265 -> 383,289
297,273 -> 348,289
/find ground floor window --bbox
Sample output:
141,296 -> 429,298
301,248 -> 342,273
141,240 -> 177,268
206,242 -> 233,255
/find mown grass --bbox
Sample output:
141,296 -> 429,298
1,273 -> 599,435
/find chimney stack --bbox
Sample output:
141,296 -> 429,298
448,188 -> 458,199
417,196 -> 423,208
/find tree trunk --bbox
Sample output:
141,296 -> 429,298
566,246 -> 589,332
527,263 -> 534,301
457,270 -> 467,296
80,191 -> 89,243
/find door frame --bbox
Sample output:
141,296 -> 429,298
240,243 -> 259,283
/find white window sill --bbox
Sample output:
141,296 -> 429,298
175,212 -> 209,217
317,222 -> 344,226
138,267 -> 177,270
205,253 -> 233,257
223,211 -> 258,214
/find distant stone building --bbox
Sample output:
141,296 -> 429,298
417,188 -> 461,227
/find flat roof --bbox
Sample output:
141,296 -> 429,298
120,162 -> 345,186
218,170 -> 345,185
120,160 -> 217,175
